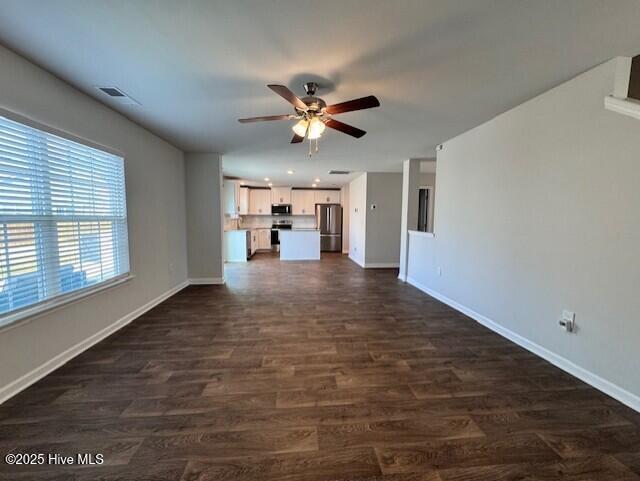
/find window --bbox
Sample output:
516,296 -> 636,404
0,113 -> 129,324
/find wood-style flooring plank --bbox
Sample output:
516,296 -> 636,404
0,253 -> 638,481
376,433 -> 560,473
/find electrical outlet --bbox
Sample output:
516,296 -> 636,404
559,310 -> 575,333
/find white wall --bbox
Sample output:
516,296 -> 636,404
407,58 -> 640,409
185,153 -> 224,282
365,173 -> 403,266
341,184 -> 350,254
0,44 -> 188,400
348,174 -> 367,266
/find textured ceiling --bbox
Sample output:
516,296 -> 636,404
1,0 -> 639,186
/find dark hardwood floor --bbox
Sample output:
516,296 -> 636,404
2,252 -> 640,480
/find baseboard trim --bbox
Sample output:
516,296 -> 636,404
348,255 -> 398,269
0,280 -> 189,405
365,262 -> 400,269
348,254 -> 365,268
406,276 -> 640,413
189,277 -> 225,285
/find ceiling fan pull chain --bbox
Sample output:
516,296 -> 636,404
308,139 -> 312,157
315,138 -> 319,154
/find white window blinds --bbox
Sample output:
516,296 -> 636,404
0,114 -> 129,322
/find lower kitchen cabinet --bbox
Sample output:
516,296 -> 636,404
250,230 -> 258,255
258,229 -> 271,250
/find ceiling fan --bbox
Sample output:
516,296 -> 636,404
238,82 -> 380,144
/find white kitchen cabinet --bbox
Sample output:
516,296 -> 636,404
258,229 -> 271,250
271,187 -> 291,204
239,187 -> 249,215
250,230 -> 258,255
249,188 -> 271,215
314,189 -> 340,204
223,180 -> 241,215
292,189 -> 315,215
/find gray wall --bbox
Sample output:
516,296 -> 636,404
185,153 -> 224,281
0,44 -> 188,399
407,58 -> 640,406
365,173 -> 403,266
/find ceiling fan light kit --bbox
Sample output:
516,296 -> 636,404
307,117 -> 325,139
292,119 -> 308,137
238,81 -> 380,155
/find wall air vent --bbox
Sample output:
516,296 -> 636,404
328,170 -> 351,175
96,87 -> 140,105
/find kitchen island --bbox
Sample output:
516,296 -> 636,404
279,229 -> 320,261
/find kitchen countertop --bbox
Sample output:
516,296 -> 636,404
224,227 -> 271,232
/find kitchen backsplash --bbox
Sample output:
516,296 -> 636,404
240,215 -> 316,229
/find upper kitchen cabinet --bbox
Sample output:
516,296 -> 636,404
239,186 -> 249,215
292,189 -> 315,215
223,180 -> 241,216
314,189 -> 341,204
271,187 -> 291,204
249,188 -> 271,215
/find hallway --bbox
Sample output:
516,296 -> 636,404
1,254 -> 639,480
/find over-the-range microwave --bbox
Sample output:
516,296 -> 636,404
271,204 -> 292,215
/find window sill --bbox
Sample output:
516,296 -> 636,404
408,230 -> 435,238
0,274 -> 135,332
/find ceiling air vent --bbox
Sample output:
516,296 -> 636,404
328,170 -> 351,175
96,87 -> 140,105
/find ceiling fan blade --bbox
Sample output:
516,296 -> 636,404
268,84 -> 308,112
324,118 -> 367,138
238,114 -> 293,123
324,95 -> 380,115
291,133 -> 305,143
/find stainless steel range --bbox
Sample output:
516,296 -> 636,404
271,219 -> 292,251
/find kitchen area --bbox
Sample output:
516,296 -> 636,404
223,180 -> 343,262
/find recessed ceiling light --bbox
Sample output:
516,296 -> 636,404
268,182 -> 273,186
312,184 -> 317,188
287,170 -> 294,175
314,178 -> 320,183
264,177 -> 270,181
239,181 -> 245,185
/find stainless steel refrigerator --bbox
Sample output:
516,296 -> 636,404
316,204 -> 342,252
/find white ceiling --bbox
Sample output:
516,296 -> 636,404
0,1 -> 639,187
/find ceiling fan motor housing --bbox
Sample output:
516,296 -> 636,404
303,82 -> 319,96
299,96 -> 326,115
